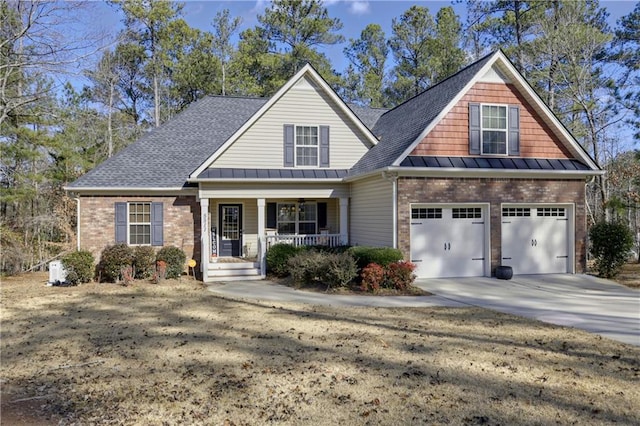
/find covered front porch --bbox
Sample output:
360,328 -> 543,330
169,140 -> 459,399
197,182 -> 349,282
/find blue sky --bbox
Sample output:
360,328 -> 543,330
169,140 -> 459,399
86,0 -> 637,75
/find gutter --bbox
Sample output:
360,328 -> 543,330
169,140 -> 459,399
345,166 -> 604,181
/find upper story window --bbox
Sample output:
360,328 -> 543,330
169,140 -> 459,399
295,126 -> 319,166
481,105 -> 507,155
469,103 -> 519,156
284,124 -> 329,168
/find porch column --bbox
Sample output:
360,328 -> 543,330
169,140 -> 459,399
257,198 -> 266,278
200,198 -> 210,281
339,197 -> 349,245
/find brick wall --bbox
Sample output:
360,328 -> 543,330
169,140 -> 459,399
397,177 -> 586,274
79,195 -> 201,266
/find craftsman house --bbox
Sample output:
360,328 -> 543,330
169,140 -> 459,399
66,51 -> 601,281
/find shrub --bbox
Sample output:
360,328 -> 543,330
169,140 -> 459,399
384,261 -> 416,290
360,263 -> 385,292
305,244 -> 351,254
61,250 -> 95,284
348,246 -> 404,269
324,252 -> 358,288
98,243 -> 133,282
156,246 -> 186,279
590,220 -> 634,278
133,246 -> 156,279
266,244 -> 303,277
153,260 -> 167,283
287,250 -> 327,285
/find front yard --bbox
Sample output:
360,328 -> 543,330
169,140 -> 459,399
1,273 -> 639,425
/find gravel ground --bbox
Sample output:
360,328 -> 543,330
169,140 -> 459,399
1,273 -> 639,425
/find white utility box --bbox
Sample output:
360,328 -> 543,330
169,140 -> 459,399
48,260 -> 67,284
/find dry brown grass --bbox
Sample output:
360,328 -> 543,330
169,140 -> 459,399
614,262 -> 640,288
1,273 -> 639,425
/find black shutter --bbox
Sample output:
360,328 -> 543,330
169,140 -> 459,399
318,202 -> 327,229
469,103 -> 481,155
319,125 -> 330,167
283,124 -> 294,167
508,105 -> 520,155
267,202 -> 277,228
151,202 -> 163,246
115,202 -> 127,243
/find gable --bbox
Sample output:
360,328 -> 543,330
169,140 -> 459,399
410,81 -> 572,159
211,75 -> 374,170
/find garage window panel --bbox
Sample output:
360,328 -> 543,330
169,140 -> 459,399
537,207 -> 565,217
452,208 -> 482,219
502,207 -> 531,217
412,208 -> 442,219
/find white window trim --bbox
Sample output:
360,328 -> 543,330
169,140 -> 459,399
294,125 -> 319,168
480,103 -> 509,156
276,201 -> 318,234
127,202 -> 152,246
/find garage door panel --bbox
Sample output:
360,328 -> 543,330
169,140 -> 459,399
501,206 -> 569,275
411,206 -> 486,279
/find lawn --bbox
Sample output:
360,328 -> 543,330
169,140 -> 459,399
1,273 -> 639,425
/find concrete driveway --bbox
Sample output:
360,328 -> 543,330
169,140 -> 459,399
208,274 -> 639,346
413,274 -> 640,346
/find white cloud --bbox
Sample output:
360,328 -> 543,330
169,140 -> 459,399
251,0 -> 269,13
349,1 -> 370,15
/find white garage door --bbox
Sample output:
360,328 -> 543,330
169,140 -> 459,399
410,206 -> 486,278
501,206 -> 569,275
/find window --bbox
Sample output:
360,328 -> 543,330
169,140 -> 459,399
502,207 -> 531,217
129,202 -> 151,245
452,208 -> 482,219
115,202 -> 162,246
295,126 -> 318,166
411,208 -> 442,219
537,207 -> 565,217
277,202 -> 317,234
482,105 -> 507,155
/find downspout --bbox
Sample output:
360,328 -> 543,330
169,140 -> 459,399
74,197 -> 80,251
382,171 -> 399,249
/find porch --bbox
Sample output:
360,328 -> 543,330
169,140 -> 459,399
199,195 -> 348,282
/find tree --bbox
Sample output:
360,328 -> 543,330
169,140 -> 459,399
614,2 -> 640,140
110,0 -> 184,127
231,0 -> 343,96
212,9 -> 241,96
343,24 -> 389,107
0,1 -> 101,127
387,5 -> 465,103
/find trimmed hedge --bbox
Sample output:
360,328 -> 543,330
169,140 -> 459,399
61,250 -> 95,285
156,246 -> 186,279
98,243 -> 133,282
287,250 -> 358,288
133,246 -> 156,279
266,243 -> 304,277
348,246 -> 404,269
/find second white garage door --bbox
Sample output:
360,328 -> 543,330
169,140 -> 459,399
410,205 -> 487,278
501,206 -> 570,275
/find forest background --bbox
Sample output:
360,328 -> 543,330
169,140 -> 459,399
1,0 -> 639,273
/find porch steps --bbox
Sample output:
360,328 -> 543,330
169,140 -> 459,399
207,261 -> 262,282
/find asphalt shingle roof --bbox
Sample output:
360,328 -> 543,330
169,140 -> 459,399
68,96 -> 269,189
348,52 -> 495,176
67,97 -> 387,189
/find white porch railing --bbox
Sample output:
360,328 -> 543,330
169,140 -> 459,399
266,234 -> 342,249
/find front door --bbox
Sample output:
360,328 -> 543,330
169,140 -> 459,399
219,204 -> 242,257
